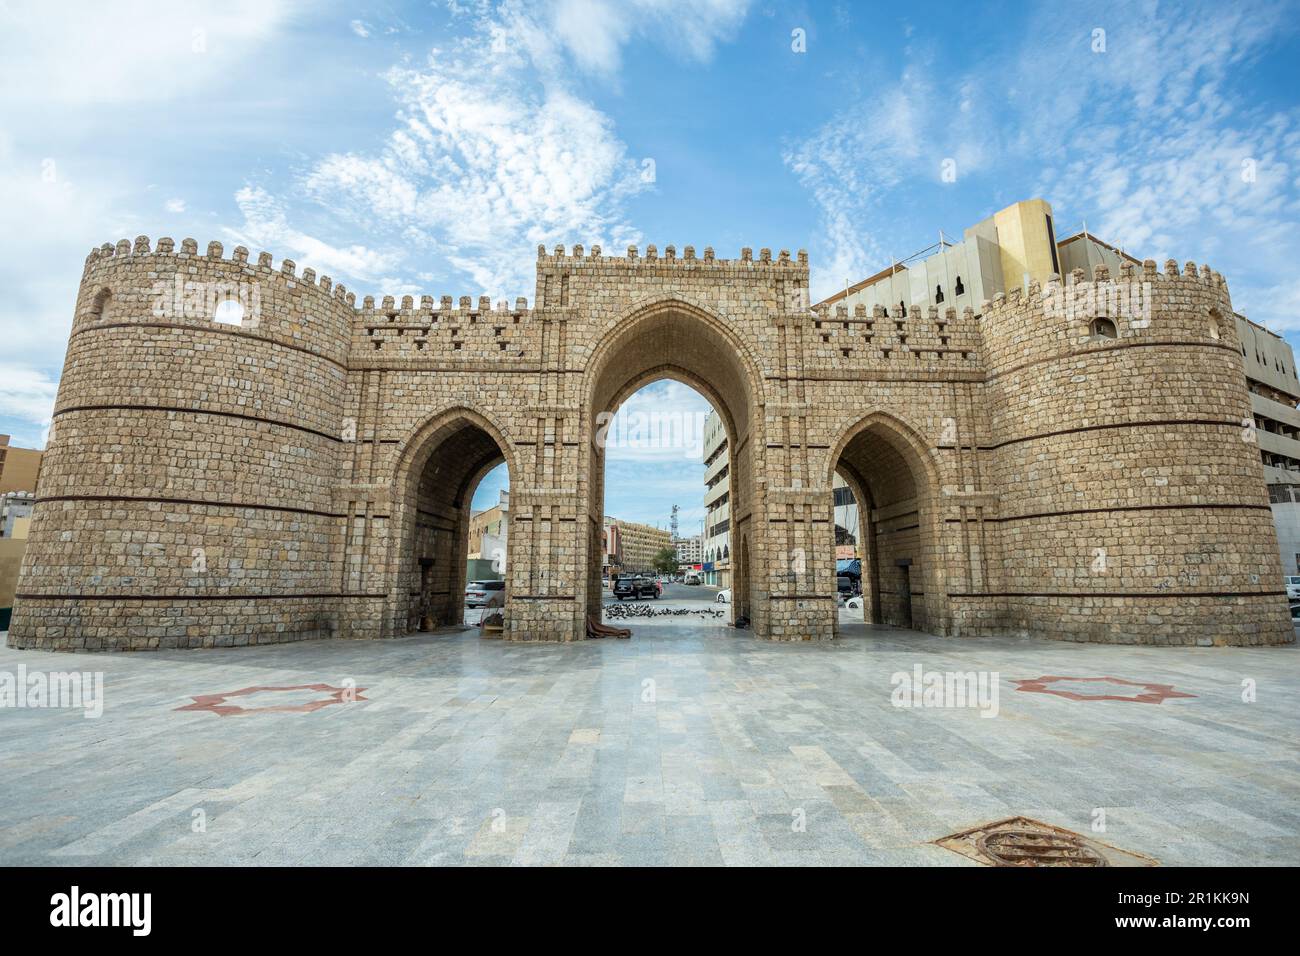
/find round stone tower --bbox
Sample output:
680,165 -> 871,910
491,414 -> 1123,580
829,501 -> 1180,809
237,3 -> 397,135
9,237 -> 355,650
977,258 -> 1293,645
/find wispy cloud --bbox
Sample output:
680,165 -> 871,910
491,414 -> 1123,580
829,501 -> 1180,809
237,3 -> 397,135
787,0 -> 1300,314
224,185 -> 403,283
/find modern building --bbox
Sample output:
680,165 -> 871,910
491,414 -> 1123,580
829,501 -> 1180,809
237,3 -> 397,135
0,491 -> 34,631
1236,318 -> 1300,572
674,534 -> 702,566
466,488 -> 509,581
0,435 -> 43,495
832,474 -> 859,560
701,410 -> 730,586
604,517 -> 672,574
818,198 -> 1061,318
0,458 -> 39,630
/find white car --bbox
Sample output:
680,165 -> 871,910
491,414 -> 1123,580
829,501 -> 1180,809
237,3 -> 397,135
844,596 -> 864,611
716,588 -> 732,603
1286,576 -> 1300,600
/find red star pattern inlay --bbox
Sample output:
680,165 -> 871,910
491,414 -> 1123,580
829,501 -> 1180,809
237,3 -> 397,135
175,683 -> 368,716
1012,675 -> 1196,704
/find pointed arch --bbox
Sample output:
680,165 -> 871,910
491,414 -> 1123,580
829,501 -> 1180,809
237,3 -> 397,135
383,406 -> 517,638
828,409 -> 947,635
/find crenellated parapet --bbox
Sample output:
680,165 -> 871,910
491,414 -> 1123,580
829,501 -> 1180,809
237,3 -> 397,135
805,300 -> 983,372
536,242 -> 809,269
76,236 -> 357,363
353,292 -> 534,361
534,243 -> 811,315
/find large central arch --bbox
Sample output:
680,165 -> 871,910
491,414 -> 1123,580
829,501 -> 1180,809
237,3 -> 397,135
580,296 -> 765,629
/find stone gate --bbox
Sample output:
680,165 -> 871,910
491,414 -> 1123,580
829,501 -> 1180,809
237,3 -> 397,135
9,236 -> 1293,649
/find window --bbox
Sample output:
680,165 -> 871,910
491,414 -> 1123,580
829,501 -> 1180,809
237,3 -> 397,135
934,284 -> 944,304
89,288 -> 112,320
955,275 -> 964,296
213,299 -> 245,326
1090,317 -> 1118,339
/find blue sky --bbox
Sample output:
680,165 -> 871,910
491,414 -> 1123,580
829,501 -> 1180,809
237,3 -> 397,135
2,0 -> 1298,527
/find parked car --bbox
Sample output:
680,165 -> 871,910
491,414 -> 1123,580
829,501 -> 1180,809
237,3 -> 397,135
716,588 -> 732,604
464,580 -> 506,609
1290,602 -> 1300,624
613,574 -> 659,600
844,595 -> 865,611
1286,576 -> 1300,600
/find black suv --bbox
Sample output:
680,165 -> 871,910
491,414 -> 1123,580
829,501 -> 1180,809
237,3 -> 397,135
612,574 -> 659,600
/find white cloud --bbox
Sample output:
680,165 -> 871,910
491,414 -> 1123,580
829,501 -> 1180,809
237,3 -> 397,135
0,364 -> 59,443
350,19 -> 371,38
165,198 -> 187,213
787,0 -> 1300,316
494,0 -> 751,77
603,379 -> 715,463
302,3 -> 703,295
0,1 -> 297,108
224,185 -> 403,283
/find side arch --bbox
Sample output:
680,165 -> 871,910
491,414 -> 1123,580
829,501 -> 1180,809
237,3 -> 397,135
827,409 -> 949,635
382,405 -> 518,638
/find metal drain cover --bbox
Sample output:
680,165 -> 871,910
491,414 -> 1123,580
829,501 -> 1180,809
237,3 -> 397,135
935,816 -> 1157,867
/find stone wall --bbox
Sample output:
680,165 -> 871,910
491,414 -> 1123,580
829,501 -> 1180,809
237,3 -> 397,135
8,237 -> 1292,650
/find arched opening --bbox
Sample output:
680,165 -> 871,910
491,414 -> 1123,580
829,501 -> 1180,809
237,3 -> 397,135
390,410 -> 513,635
595,378 -> 728,624
829,413 -> 943,635
1090,316 -> 1118,340
583,299 -> 761,634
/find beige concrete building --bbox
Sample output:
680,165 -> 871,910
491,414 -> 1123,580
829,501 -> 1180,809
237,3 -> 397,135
701,409 -> 730,586
0,491 -> 34,631
0,435 -> 43,495
674,533 -> 702,566
8,229 -> 1293,649
467,489 -> 509,561
605,517 -> 671,573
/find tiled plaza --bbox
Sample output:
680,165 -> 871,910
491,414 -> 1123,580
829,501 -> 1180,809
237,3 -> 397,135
1,620 -> 1297,866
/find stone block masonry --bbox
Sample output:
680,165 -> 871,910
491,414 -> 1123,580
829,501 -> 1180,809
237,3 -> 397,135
8,238 -> 1293,649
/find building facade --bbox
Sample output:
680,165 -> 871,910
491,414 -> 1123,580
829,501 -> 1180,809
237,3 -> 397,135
701,410 -> 730,586
674,534 -> 702,566
0,435 -> 43,496
8,228 -> 1293,649
832,473 -> 859,560
605,517 -> 671,574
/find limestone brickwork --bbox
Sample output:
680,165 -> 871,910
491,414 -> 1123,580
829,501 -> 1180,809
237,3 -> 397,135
8,236 -> 1293,650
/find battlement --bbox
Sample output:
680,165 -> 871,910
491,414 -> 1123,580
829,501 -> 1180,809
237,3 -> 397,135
980,258 -> 1228,320
536,243 -> 809,271
358,294 -> 530,317
84,235 -> 359,307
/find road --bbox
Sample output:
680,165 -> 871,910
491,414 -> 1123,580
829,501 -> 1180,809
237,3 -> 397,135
601,579 -> 731,626
602,580 -> 722,605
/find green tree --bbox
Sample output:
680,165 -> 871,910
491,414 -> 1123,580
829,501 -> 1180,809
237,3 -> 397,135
651,547 -> 678,575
